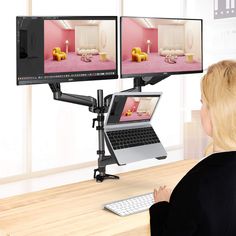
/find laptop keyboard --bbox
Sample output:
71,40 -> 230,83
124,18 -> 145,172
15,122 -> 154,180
106,127 -> 160,150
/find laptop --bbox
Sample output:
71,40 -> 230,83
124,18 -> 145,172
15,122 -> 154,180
104,92 -> 167,165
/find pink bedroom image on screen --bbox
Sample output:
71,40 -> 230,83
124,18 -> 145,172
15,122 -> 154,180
121,17 -> 202,76
44,19 -> 116,73
119,97 -> 159,122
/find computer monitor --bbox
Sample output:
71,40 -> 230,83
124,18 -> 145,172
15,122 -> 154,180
17,16 -> 118,85
120,17 -> 203,79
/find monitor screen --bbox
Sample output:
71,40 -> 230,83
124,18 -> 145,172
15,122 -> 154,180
106,93 -> 161,125
121,17 -> 203,78
119,96 -> 159,122
17,16 -> 118,85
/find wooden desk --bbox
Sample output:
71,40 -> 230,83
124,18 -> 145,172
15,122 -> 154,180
0,160 -> 197,236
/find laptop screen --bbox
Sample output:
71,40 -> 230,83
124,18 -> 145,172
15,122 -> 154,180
106,93 -> 161,125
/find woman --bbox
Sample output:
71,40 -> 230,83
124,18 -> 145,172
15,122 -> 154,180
149,60 -> 236,236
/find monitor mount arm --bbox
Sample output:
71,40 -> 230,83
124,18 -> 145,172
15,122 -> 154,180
48,74 -> 170,182
122,74 -> 170,92
104,74 -> 170,107
49,83 -> 119,182
49,83 -> 97,110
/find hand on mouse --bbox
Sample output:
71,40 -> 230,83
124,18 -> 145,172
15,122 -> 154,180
153,186 -> 172,203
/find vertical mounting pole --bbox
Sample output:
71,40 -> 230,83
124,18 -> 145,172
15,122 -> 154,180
97,89 -> 106,176
94,89 -> 119,182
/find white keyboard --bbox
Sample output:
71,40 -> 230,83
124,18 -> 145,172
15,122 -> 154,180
104,192 -> 154,216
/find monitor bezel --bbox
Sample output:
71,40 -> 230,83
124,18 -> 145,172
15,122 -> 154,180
120,16 -> 203,79
16,16 -> 118,85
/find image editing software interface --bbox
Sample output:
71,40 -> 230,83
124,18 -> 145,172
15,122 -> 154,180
17,16 -> 118,85
121,17 -> 203,78
107,95 -> 160,125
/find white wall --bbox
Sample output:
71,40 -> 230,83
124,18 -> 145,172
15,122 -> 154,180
184,0 -> 236,117
185,0 -> 236,67
0,0 -> 28,178
123,0 -> 184,17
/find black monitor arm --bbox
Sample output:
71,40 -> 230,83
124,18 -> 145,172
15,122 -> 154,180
142,74 -> 170,85
122,74 -> 170,93
103,77 -> 144,105
104,74 -> 170,107
49,83 -> 97,110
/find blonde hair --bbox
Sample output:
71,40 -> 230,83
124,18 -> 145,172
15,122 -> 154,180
201,60 -> 236,152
